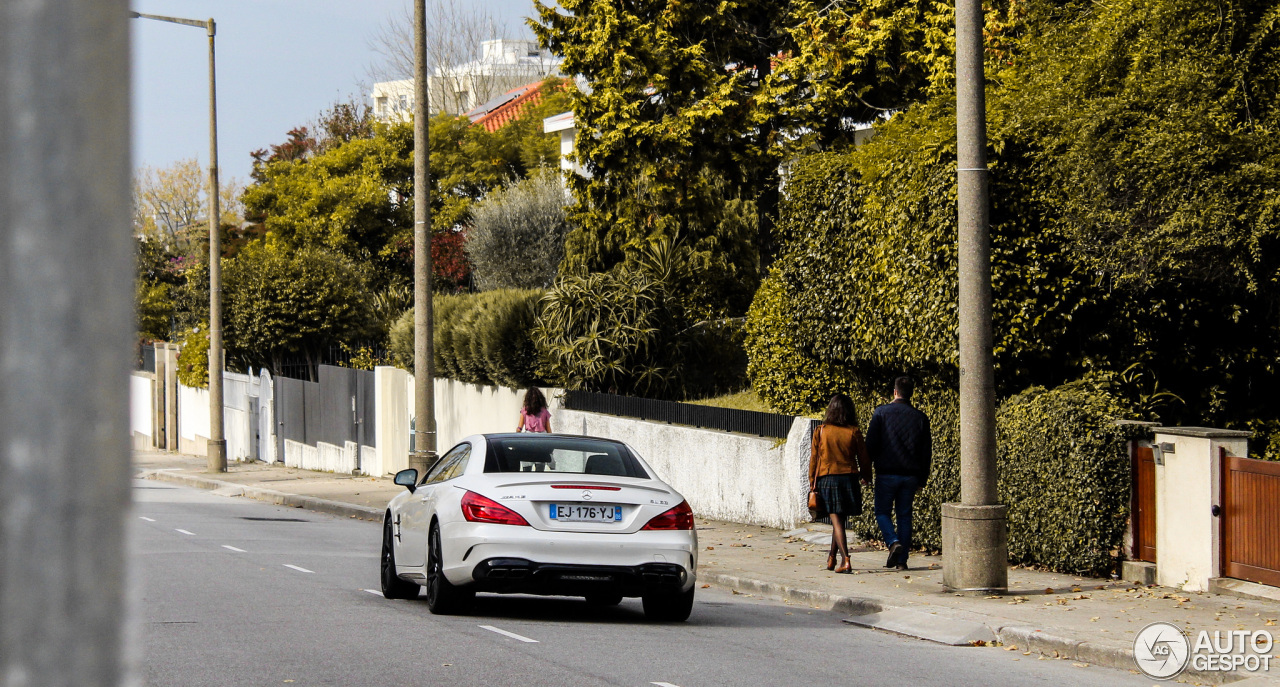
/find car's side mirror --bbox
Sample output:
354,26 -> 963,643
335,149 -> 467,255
393,468 -> 418,493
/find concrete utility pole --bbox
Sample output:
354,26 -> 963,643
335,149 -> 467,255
411,0 -> 438,475
942,0 -> 1009,592
130,11 -> 226,472
1,0 -> 133,683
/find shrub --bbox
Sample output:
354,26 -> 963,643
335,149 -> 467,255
533,269 -> 680,396
466,171 -> 570,291
844,378 -> 1141,575
176,327 -> 209,388
390,289 -> 544,388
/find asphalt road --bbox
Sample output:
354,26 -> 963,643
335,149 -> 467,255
132,479 -> 1154,686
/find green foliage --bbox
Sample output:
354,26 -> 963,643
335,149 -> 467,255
533,0 -> 774,321
136,282 -> 173,342
994,0 -> 1280,433
466,171 -> 570,291
746,100 -> 1085,412
222,243 -> 376,375
842,380 -> 1139,575
391,290 -> 545,389
135,237 -> 183,341
176,327 -> 209,388
242,121 -> 415,289
534,269 -> 678,396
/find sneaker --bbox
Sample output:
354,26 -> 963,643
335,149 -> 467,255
894,559 -> 909,571
885,542 -> 903,568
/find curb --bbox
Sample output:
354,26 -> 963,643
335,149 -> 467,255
139,469 -> 384,522
699,575 -> 1253,684
700,572 -> 883,616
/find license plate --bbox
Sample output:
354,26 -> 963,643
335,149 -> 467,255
549,503 -> 622,522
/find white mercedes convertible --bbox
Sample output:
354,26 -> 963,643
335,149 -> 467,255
380,433 -> 698,621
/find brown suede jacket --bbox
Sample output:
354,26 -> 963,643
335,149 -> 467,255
809,424 -> 872,491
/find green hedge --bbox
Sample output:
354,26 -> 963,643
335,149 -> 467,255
389,289 -> 544,388
744,100 -> 1086,415
845,379 -> 1141,575
176,327 -> 209,388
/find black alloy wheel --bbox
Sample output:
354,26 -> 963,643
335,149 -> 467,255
381,515 -> 419,600
425,523 -> 474,615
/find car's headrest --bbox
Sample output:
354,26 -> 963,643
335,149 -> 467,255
584,453 -> 626,476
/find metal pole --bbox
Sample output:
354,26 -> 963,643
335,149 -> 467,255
126,12 -> 225,472
1,0 -> 133,683
411,0 -> 437,475
943,0 -> 1008,593
206,19 -> 227,472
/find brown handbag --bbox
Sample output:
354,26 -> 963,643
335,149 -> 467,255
808,424 -> 823,510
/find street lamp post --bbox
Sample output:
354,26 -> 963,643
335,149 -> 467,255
942,0 -> 1008,593
410,0 -> 438,476
130,12 -> 226,473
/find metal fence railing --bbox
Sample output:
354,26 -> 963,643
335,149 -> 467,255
137,344 -> 155,373
274,345 -> 390,382
561,390 -> 796,439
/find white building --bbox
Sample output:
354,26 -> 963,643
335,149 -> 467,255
542,111 -> 584,176
372,39 -> 562,120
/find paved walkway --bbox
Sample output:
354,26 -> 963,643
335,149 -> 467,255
134,451 -> 1280,685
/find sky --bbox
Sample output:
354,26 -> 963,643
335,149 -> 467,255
131,0 -> 539,186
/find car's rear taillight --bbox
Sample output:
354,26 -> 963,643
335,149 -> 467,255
461,491 -> 529,526
641,500 -> 694,530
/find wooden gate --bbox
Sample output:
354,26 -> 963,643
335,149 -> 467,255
1131,445 -> 1157,562
1220,449 -> 1280,587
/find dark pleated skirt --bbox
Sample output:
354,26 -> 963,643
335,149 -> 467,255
814,473 -> 862,518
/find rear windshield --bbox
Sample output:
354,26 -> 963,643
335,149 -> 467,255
484,437 -> 649,479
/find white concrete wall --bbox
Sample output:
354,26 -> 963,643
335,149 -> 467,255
1153,428 -> 1250,591
177,383 -> 210,455
559,409 -> 814,530
391,373 -> 562,457
283,439 -> 363,474
375,366 -> 410,476
222,371 -> 257,463
370,376 -> 812,527
130,372 -> 153,438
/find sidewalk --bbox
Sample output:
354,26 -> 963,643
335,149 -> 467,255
134,451 -> 1280,685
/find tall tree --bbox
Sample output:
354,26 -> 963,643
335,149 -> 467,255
133,157 -> 243,253
533,0 -> 788,320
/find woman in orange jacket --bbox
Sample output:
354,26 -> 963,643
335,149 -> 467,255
809,393 -> 872,573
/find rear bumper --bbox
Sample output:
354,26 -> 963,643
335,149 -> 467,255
439,520 -> 697,594
471,559 -> 690,597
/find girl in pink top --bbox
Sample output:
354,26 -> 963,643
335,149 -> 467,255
516,387 -> 552,433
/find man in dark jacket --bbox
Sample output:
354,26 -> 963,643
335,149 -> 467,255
865,376 -> 932,570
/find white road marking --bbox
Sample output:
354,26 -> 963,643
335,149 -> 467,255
283,564 -> 314,574
174,529 -> 195,536
363,589 -> 382,595
221,545 -> 246,553
478,625 -> 539,643
139,517 -> 155,522
652,683 -> 682,687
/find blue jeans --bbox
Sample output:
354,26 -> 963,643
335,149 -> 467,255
875,474 -> 919,557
